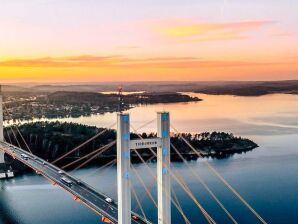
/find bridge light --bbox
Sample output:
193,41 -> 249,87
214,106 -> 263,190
123,115 -> 129,123
162,167 -> 168,175
123,151 -> 130,160
162,130 -> 168,138
162,148 -> 168,156
123,133 -> 129,141
73,196 -> 81,202
162,113 -> 169,121
124,171 -> 130,179
101,216 -> 113,223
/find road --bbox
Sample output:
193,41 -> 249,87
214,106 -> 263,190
0,141 -> 151,224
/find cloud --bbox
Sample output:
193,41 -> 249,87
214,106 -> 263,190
0,56 -> 122,67
0,55 -> 294,69
156,20 -> 274,42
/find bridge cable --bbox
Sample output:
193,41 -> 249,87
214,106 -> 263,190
72,143 -> 115,171
131,165 -> 158,208
131,184 -> 148,222
171,143 -> 238,224
170,163 -> 216,224
3,107 -> 22,147
3,106 -> 32,153
130,126 -> 215,224
131,155 -> 156,210
14,126 -> 33,154
4,128 -> 12,144
71,141 -> 116,171
6,124 -> 21,148
81,158 -> 117,180
171,125 -> 267,224
82,118 -> 156,176
62,140 -> 116,170
172,187 -> 190,224
52,122 -> 116,164
134,118 -> 157,131
137,146 -> 215,223
131,143 -> 191,224
131,126 -> 215,224
3,109 -> 21,148
132,156 -> 155,208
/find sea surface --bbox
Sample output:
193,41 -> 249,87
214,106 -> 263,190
1,93 -> 298,224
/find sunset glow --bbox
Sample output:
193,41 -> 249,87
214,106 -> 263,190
0,0 -> 298,83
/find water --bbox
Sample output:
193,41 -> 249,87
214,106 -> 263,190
1,93 -> 298,224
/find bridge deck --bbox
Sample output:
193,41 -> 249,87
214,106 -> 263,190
0,141 -> 151,224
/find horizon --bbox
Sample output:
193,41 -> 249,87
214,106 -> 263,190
2,79 -> 298,86
1,0 -> 298,83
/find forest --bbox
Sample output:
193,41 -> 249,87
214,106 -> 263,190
4,122 -> 258,172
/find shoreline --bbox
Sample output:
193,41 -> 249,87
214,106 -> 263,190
4,122 -> 258,174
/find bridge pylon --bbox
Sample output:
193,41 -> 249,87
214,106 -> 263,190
0,85 -> 7,178
117,113 -> 131,224
157,112 -> 171,224
117,112 -> 171,224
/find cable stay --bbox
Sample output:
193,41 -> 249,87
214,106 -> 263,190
3,107 -> 21,148
14,126 -> 33,154
130,129 -> 193,224
130,135 -> 192,223
172,188 -> 190,224
171,124 -> 268,224
132,149 -> 189,223
134,118 -> 157,132
4,106 -> 33,154
131,155 -> 155,210
52,122 -> 116,164
72,142 -> 115,172
7,124 -> 21,148
131,165 -> 158,208
130,125 -> 216,224
82,158 -> 117,180
131,183 -> 148,222
171,143 -> 238,224
170,163 -> 216,224
4,128 -> 12,144
62,141 -> 116,170
131,153 -> 192,224
57,118 -> 153,172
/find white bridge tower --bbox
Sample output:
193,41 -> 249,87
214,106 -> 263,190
0,85 -> 7,178
0,85 -> 14,179
117,112 -> 171,224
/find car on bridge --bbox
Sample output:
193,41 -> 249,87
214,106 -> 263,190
76,179 -> 82,185
132,215 -> 139,221
60,176 -> 73,186
21,153 -> 29,160
105,197 -> 113,203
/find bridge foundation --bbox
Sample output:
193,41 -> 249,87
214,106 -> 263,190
117,113 -> 131,224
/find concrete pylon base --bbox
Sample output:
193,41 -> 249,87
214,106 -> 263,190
0,172 -> 6,179
6,170 -> 14,178
0,163 -> 6,179
0,163 -> 14,179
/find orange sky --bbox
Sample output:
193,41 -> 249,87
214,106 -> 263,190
0,0 -> 298,83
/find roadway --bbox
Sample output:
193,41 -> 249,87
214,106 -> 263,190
0,141 -> 151,224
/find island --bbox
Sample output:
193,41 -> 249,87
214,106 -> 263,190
3,91 -> 201,120
3,122 -> 258,174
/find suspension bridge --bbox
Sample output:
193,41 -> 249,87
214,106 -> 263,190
0,87 -> 268,224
